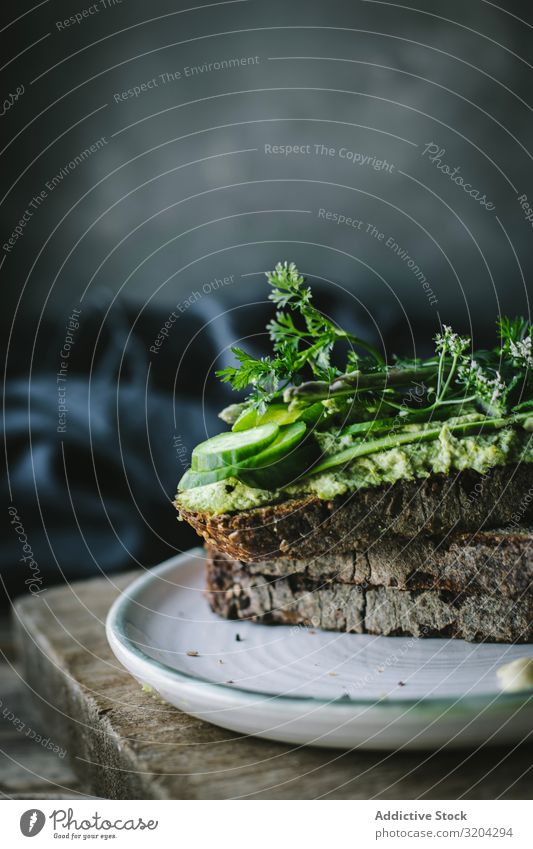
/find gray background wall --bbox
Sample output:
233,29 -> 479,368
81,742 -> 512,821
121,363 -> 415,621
2,0 -> 532,353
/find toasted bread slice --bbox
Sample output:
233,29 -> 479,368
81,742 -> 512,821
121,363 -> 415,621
177,464 -> 533,561
206,547 -> 533,643
206,520 -> 533,599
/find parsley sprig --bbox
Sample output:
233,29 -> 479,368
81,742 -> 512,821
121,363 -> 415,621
217,262 -> 384,409
217,263 -> 532,420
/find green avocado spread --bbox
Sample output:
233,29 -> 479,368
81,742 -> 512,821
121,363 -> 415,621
176,420 -> 533,515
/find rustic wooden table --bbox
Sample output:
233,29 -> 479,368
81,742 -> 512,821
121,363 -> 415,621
4,571 -> 532,799
0,620 -> 86,799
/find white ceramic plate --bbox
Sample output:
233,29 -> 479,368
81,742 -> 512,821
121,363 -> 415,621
106,548 -> 533,750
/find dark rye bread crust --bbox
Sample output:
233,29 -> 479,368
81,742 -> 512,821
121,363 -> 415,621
206,525 -> 533,598
178,464 -> 533,561
206,553 -> 533,643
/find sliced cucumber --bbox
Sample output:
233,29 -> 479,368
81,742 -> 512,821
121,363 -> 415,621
238,421 -> 307,470
232,403 -> 300,432
236,421 -> 313,488
178,421 -> 318,491
180,422 -> 315,490
232,401 -> 326,432
178,465 -> 235,490
192,423 -> 279,471
238,444 -> 317,489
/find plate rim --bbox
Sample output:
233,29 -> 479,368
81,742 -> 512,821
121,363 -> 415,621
106,547 -> 533,715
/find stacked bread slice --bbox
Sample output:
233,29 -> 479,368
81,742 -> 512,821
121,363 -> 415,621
180,465 -> 533,642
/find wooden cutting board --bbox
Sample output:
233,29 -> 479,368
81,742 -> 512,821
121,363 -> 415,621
13,571 -> 533,800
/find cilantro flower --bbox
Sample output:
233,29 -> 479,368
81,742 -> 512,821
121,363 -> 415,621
434,325 -> 470,358
458,359 -> 506,406
510,336 -> 533,368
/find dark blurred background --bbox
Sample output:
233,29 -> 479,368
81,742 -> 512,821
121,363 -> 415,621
2,0 -> 532,597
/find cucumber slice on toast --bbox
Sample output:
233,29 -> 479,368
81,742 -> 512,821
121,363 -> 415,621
236,421 -> 313,488
232,403 -> 296,432
232,401 -> 326,432
192,423 -> 279,471
178,465 -> 235,490
180,421 -> 315,490
237,421 -> 306,470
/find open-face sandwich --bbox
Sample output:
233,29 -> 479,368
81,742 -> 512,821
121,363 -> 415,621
176,263 -> 533,642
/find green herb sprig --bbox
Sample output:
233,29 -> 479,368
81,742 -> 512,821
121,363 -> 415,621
217,263 -> 532,421
217,261 -> 384,410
